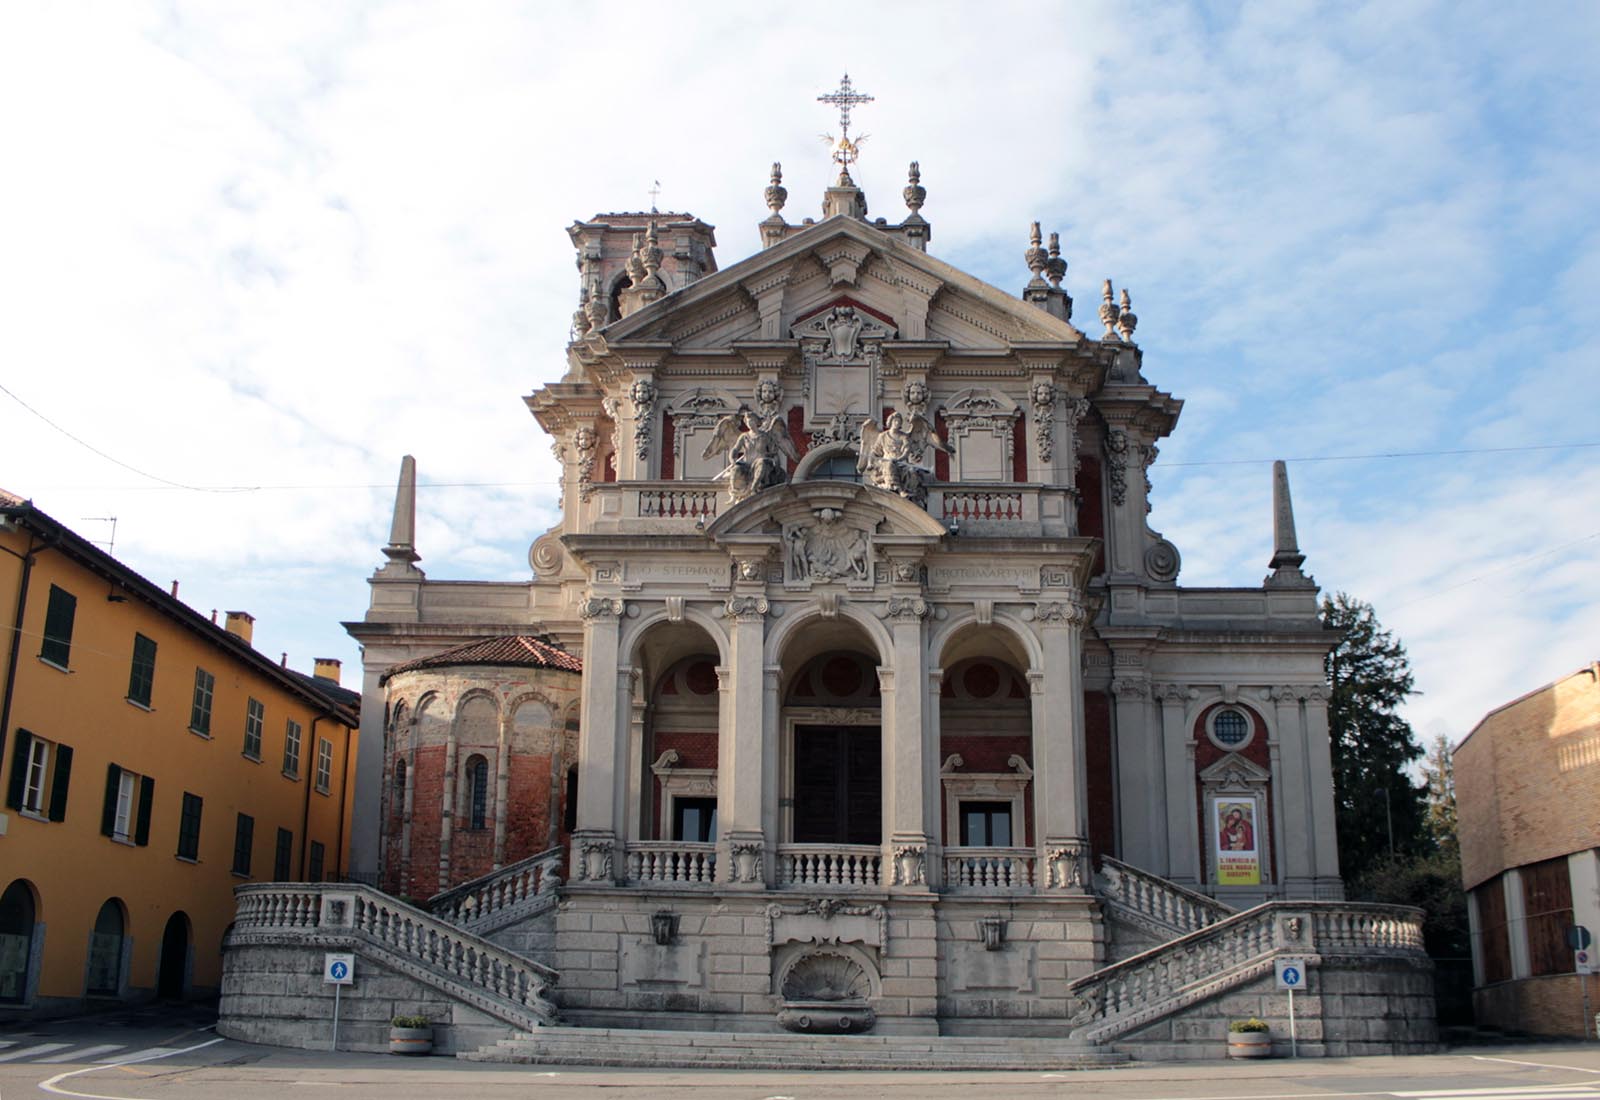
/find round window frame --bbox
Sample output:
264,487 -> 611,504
1205,706 -> 1256,752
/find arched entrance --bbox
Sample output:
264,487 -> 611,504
785,651 -> 882,846
86,898 -> 126,997
0,879 -> 37,1004
157,911 -> 190,999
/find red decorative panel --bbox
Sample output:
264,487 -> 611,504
1012,415 -> 1027,482
787,405 -> 808,471
1083,690 -> 1115,863
934,411 -> 950,481
603,449 -> 616,482
1078,455 -> 1105,574
660,415 -> 675,479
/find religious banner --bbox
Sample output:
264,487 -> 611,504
1213,795 -> 1261,885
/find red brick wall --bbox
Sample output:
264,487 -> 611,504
504,753 -> 556,864
934,412 -> 950,481
1475,972 -> 1600,1038
651,730 -> 718,838
787,406 -> 808,472
404,744 -> 446,899
1084,690 -> 1115,861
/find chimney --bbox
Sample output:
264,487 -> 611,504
170,580 -> 180,598
224,610 -> 255,646
313,658 -> 342,684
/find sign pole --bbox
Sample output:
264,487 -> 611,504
332,982 -> 341,1052
1288,985 -> 1297,1058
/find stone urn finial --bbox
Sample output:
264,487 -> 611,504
1046,232 -> 1066,287
904,161 -> 926,215
1099,278 -> 1121,339
1025,222 -> 1048,286
1117,287 -> 1138,341
765,162 -> 787,215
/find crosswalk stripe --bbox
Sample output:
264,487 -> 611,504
0,1042 -> 70,1062
97,1045 -> 179,1063
1393,1091 -> 1600,1099
36,1044 -> 124,1063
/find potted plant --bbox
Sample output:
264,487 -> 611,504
1227,1017 -> 1271,1058
389,1014 -> 433,1055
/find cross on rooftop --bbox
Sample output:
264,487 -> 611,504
819,73 -> 873,138
648,180 -> 661,213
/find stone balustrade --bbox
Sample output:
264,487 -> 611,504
1066,900 -> 1427,1043
625,842 -> 718,885
635,484 -> 720,519
775,844 -> 883,888
230,882 -> 559,1032
943,848 -> 1036,891
428,846 -> 563,932
1096,855 -> 1234,935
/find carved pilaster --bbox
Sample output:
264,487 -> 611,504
628,377 -> 657,463
1030,380 -> 1057,463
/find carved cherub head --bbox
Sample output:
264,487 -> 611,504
903,380 -> 928,410
573,426 -> 597,451
1032,380 -> 1057,408
756,379 -> 782,409
629,379 -> 656,408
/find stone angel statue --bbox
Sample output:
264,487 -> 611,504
703,409 -> 799,503
858,411 -> 949,508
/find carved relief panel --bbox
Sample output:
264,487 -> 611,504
942,388 -> 1019,482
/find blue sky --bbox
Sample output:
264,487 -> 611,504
2,0 -> 1597,746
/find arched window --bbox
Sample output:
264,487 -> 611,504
392,758 -> 407,816
564,767 -> 579,833
86,898 -> 125,996
0,880 -> 37,1004
465,755 -> 489,831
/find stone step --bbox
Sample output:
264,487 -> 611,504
464,1026 -> 1129,1070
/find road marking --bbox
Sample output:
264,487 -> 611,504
38,1037 -> 224,1099
1469,1055 -> 1600,1076
0,1043 -> 69,1062
1394,1090 -> 1600,1099
95,1046 -> 177,1063
36,1046 -> 124,1065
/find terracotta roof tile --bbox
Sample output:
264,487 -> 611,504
382,635 -> 582,682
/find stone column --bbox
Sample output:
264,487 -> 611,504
1155,684 -> 1198,884
760,664 -> 783,873
572,596 -> 624,883
623,668 -> 645,848
439,695 -> 458,892
883,596 -> 932,890
720,593 -> 769,886
1271,685 -> 1314,896
1302,684 -> 1343,895
1111,675 -> 1164,872
1031,596 -> 1091,892
492,714 -> 511,869
1503,869 -> 1530,979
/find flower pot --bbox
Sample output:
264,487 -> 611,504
1227,1029 -> 1271,1058
388,1026 -> 433,1055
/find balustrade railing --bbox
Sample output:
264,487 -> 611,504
775,845 -> 883,888
1066,899 -> 1427,1042
625,842 -> 718,885
943,848 -> 1035,891
232,882 -> 559,1030
428,847 -> 563,929
637,486 -> 719,519
1096,856 -> 1233,934
940,489 -> 1026,525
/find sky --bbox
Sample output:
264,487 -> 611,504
2,0 -> 1597,751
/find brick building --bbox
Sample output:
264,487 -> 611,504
1456,662 -> 1600,1037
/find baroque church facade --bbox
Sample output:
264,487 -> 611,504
325,109 -> 1436,1050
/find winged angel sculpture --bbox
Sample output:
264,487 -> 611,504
858,411 -> 949,508
703,410 -> 799,504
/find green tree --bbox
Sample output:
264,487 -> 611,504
1322,593 -> 1426,879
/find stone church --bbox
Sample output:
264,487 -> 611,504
294,87 -> 1435,1058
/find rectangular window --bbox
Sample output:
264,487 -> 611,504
113,769 -> 135,839
959,801 -> 1013,847
1522,857 -> 1576,977
282,719 -> 302,778
40,585 -> 77,668
672,797 -> 717,843
308,840 -> 326,883
273,827 -> 293,880
176,792 -> 203,860
315,738 -> 333,794
127,634 -> 157,707
6,730 -> 72,822
189,668 -> 215,735
232,813 -> 254,876
243,698 -> 264,760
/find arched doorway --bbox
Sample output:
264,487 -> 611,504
157,911 -> 190,999
86,898 -> 126,997
0,879 -> 37,1004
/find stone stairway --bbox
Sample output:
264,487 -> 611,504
427,846 -> 564,935
465,1026 -> 1130,1070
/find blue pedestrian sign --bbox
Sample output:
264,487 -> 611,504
1275,958 -> 1305,990
324,953 -> 355,985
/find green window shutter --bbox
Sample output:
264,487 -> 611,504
6,729 -> 34,810
134,776 -> 154,846
101,763 -> 122,837
41,586 -> 77,666
48,743 -> 73,822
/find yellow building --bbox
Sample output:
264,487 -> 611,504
0,492 -> 358,1017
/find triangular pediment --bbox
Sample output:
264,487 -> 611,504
706,479 -> 950,541
598,216 -> 1083,353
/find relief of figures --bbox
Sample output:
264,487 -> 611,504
787,508 -> 870,582
703,409 -> 799,503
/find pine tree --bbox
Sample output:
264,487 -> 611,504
1321,592 -> 1426,880
1421,731 -> 1459,861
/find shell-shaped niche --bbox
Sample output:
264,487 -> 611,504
780,951 -> 871,1004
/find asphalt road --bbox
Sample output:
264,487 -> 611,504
2,1005 -> 1598,1100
